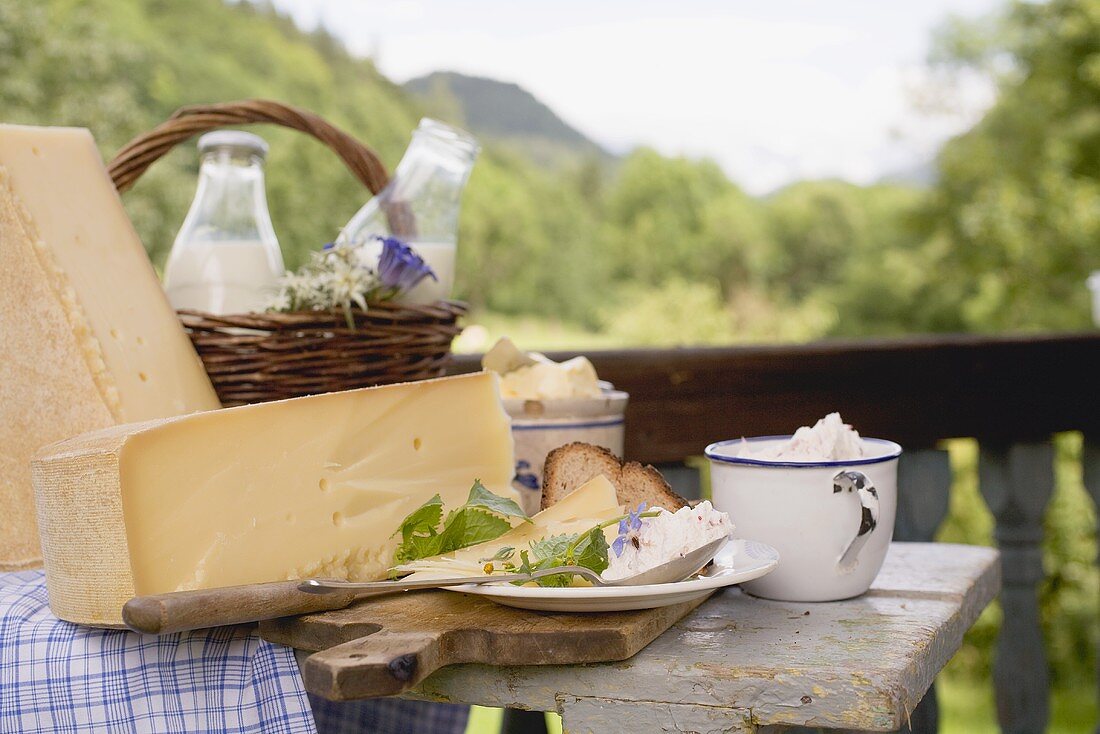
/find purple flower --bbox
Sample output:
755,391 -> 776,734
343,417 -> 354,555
376,236 -> 437,294
612,502 -> 647,557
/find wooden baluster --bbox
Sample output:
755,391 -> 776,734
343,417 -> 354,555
1081,434 -> 1100,734
894,448 -> 953,734
896,449 -> 952,542
978,441 -> 1054,734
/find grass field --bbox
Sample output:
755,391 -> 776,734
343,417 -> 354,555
938,679 -> 1096,734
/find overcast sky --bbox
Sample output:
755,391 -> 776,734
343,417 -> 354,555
271,0 -> 1003,194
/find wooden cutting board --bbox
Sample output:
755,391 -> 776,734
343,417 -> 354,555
259,589 -> 711,701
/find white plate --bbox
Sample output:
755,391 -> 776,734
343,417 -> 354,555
446,538 -> 780,612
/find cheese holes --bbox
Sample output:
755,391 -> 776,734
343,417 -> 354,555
319,478 -> 330,493
413,437 -> 422,451
138,372 -> 148,382
136,336 -> 145,346
110,328 -> 120,340
331,511 -> 345,527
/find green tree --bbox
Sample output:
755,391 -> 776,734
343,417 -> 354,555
764,180 -> 871,301
922,0 -> 1100,331
604,148 -> 738,287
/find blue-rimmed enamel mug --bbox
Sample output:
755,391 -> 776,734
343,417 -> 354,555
705,436 -> 901,602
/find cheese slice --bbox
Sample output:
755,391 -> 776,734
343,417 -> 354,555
399,474 -> 623,579
31,372 -> 515,627
0,125 -> 220,570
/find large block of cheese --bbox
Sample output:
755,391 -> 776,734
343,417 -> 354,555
0,125 -> 221,570
32,372 -> 515,627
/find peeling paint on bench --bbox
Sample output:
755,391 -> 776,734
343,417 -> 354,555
405,543 -> 999,733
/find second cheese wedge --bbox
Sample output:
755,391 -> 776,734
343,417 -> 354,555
0,124 -> 221,570
398,474 -> 623,580
32,372 -> 515,627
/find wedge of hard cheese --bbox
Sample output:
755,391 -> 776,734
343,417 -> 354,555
399,474 -> 623,580
32,372 -> 515,627
0,124 -> 221,570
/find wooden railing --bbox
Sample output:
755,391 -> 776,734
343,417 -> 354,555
452,331 -> 1100,734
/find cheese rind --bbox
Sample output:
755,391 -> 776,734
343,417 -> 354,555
32,424 -> 139,627
0,125 -> 221,570
32,372 -> 516,627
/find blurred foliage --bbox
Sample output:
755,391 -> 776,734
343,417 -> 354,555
0,0 -> 419,272
3,0 -> 1099,726
3,0 -> 1096,334
921,0 -> 1100,331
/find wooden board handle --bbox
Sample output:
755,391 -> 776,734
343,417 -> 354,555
123,580 -> 358,635
302,630 -> 447,699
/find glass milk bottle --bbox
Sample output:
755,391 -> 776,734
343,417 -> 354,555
164,131 -> 285,314
339,119 -> 479,304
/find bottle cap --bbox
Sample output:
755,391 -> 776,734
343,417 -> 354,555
198,131 -> 269,159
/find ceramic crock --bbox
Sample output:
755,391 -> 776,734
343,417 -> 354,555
504,388 -> 628,515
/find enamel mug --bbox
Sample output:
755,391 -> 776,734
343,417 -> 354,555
705,436 -> 901,602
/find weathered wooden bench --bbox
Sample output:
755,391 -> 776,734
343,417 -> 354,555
453,330 -> 1100,733
399,543 -> 998,733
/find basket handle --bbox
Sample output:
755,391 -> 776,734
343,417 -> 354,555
108,99 -> 391,196
111,99 -> 423,238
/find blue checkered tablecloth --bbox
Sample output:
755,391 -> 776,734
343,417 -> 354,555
0,571 -> 470,734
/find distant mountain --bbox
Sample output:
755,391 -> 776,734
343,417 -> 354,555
403,71 -> 613,168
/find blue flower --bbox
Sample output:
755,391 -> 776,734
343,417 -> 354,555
612,502 -> 647,557
376,236 -> 437,294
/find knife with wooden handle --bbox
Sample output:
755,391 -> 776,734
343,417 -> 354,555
121,568 -> 586,635
122,580 -> 361,635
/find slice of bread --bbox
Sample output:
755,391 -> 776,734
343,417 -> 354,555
541,442 -> 689,512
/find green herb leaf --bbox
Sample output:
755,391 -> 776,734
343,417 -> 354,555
514,546 -> 572,587
464,480 -> 531,522
393,494 -> 443,542
529,533 -> 577,561
532,570 -> 574,587
571,526 -> 611,575
435,507 -> 512,555
393,533 -> 444,565
391,481 -> 527,567
479,546 -> 516,564
514,525 -> 611,587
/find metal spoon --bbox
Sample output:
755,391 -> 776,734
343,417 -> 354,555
298,536 -> 730,596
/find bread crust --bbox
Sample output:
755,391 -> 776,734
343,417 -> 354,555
541,442 -> 688,511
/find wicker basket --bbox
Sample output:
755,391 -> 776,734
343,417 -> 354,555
108,99 -> 467,406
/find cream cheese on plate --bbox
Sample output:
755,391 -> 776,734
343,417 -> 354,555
603,501 -> 734,581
